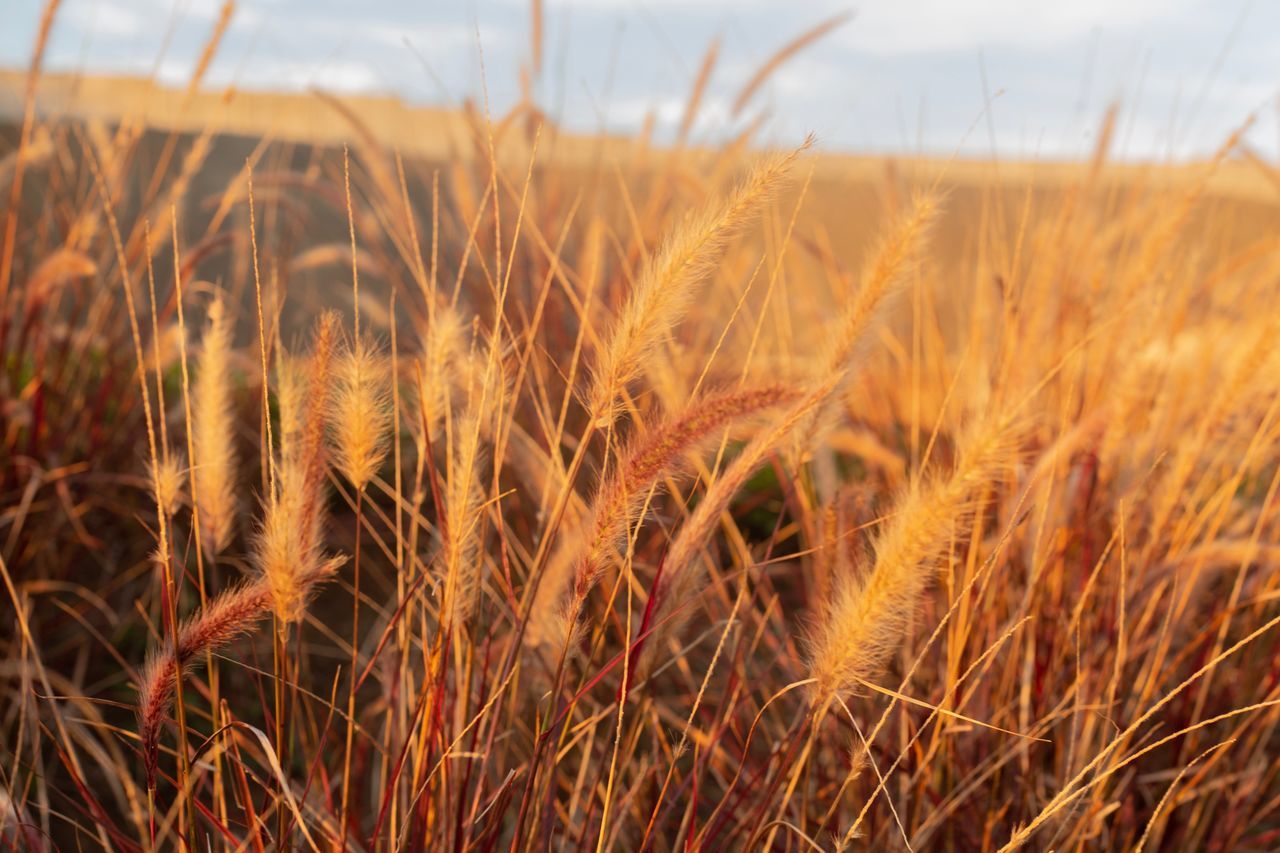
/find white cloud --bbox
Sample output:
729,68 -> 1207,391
533,0 -> 1200,53
15,0 -> 1273,160
237,58 -> 384,93
147,0 -> 243,22
94,2 -> 147,37
838,0 -> 1201,55
361,21 -> 510,51
602,91 -> 732,133
148,52 -> 383,94
545,0 -> 749,6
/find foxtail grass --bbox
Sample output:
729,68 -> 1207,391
529,383 -> 803,653
12,45 -> 1277,850
330,325 -> 394,840
330,333 -> 393,491
137,556 -> 343,789
258,313 -> 340,626
150,453 -> 186,517
823,192 -> 940,379
413,304 -> 466,445
586,138 -> 811,426
193,295 -> 238,555
637,379 -> 837,672
442,411 -> 486,632
806,413 -> 1023,708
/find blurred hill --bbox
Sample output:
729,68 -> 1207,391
1,67 -> 1276,344
2,68 -> 1277,201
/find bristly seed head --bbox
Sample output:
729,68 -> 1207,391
152,452 -> 186,516
193,294 -> 238,555
329,332 -> 393,491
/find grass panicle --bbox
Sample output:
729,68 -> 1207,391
806,413 -> 1023,708
330,332 -> 393,490
257,313 -> 341,625
442,411 -> 486,632
192,295 -> 237,555
138,557 -> 343,788
824,191 -> 940,380
586,138 -> 812,426
151,452 -> 186,516
640,379 -> 836,668
413,304 -> 466,444
529,383 -> 804,651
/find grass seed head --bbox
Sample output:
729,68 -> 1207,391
192,295 -> 237,554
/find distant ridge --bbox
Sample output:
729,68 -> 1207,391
0,68 -> 621,164
0,68 -> 1273,201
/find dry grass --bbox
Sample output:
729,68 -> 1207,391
3,6 -> 1280,852
192,294 -> 237,555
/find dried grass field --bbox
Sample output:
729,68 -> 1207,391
3,4 -> 1280,850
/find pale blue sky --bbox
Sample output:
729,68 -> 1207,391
4,0 -> 1278,160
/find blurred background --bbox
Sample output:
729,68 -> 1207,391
2,0 -> 1276,160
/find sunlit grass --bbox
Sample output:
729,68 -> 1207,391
3,3 -> 1280,850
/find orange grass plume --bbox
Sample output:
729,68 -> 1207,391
192,295 -> 237,554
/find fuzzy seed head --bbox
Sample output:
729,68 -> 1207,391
257,313 -> 343,626
442,412 -> 486,632
193,295 -> 237,554
526,384 -> 803,652
806,413 -> 1022,707
152,452 -> 186,516
329,333 -> 393,490
641,381 -> 835,669
587,140 -> 809,427
414,306 -> 465,444
276,349 -> 308,465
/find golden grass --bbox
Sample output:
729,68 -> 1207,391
585,138 -> 809,426
329,333 -> 393,490
806,412 -> 1022,708
3,11 -> 1280,852
192,295 -> 237,555
529,382 -> 804,653
256,313 -> 342,626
